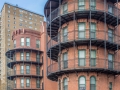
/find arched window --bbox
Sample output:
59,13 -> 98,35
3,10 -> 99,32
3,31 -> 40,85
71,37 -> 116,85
63,78 -> 68,90
79,76 -> 86,90
90,76 -> 96,90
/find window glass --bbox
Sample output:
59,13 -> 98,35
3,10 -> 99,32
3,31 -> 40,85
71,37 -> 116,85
90,0 -> 96,10
90,23 -> 96,39
108,54 -> 114,70
26,78 -> 30,87
63,78 -> 68,90
14,40 -> 16,48
108,29 -> 113,42
26,65 -> 30,74
78,0 -> 85,10
21,52 -> 24,60
36,66 -> 40,75
79,76 -> 86,90
36,79 -> 40,88
63,3 -> 68,14
21,78 -> 24,87
20,65 -> 24,74
78,23 -> 85,39
63,52 -> 68,69
109,82 -> 112,90
21,38 -> 24,46
90,76 -> 96,90
36,54 -> 40,62
90,50 -> 96,66
78,50 -> 86,66
26,38 -> 30,46
26,52 -> 30,61
63,27 -> 68,42
36,40 -> 40,48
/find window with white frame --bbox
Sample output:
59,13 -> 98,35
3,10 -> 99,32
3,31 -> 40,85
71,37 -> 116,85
26,65 -> 30,74
20,65 -> 24,74
26,78 -> 30,87
20,52 -> 24,61
26,38 -> 30,46
21,38 -> 24,46
26,52 -> 30,61
21,78 -> 24,88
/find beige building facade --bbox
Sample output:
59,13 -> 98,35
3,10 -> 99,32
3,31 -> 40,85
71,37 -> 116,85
0,3 -> 44,90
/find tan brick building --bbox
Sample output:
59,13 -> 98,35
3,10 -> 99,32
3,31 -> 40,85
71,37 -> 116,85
0,3 -> 44,90
45,0 -> 120,90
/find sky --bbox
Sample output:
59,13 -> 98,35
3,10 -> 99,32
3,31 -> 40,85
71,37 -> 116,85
0,0 -> 47,16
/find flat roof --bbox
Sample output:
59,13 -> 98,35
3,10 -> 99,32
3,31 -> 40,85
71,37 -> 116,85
1,2 -> 44,17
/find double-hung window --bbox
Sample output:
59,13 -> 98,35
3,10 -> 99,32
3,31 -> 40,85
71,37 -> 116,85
14,40 -> 16,48
90,76 -> 96,90
20,52 -> 24,61
26,52 -> 30,61
26,78 -> 30,87
63,52 -> 68,69
90,50 -> 96,66
78,0 -> 85,10
36,79 -> 40,88
36,40 -> 40,48
14,79 -> 16,88
26,38 -> 30,46
21,38 -> 24,46
79,76 -> 86,90
63,78 -> 68,90
26,65 -> 30,74
63,3 -> 68,14
109,82 -> 112,90
78,50 -> 86,66
20,65 -> 24,74
90,23 -> 96,39
90,0 -> 96,10
21,78 -> 24,88
108,29 -> 114,42
108,5 -> 113,14
63,27 -> 68,42
36,66 -> 40,75
78,23 -> 85,39
108,54 -> 114,70
36,54 -> 40,62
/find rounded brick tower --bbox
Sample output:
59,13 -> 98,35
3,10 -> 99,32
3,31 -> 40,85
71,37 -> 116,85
45,0 -> 120,90
6,29 -> 43,90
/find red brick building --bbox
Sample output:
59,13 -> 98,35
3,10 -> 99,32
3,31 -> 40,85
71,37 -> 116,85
6,27 -> 57,90
44,0 -> 120,90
